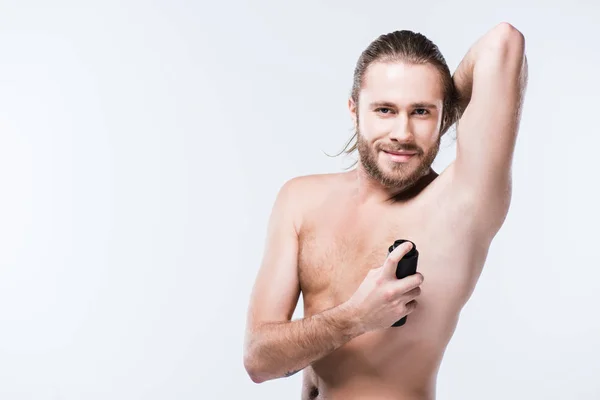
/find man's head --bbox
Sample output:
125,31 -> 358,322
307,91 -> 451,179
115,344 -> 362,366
343,30 -> 460,189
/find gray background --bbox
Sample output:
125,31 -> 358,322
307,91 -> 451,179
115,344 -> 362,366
0,0 -> 599,399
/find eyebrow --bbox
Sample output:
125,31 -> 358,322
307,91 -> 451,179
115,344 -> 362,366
370,101 -> 438,109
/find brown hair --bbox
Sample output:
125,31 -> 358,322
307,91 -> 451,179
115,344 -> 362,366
331,30 -> 461,167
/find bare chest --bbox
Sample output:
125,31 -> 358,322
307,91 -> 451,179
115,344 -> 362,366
297,198 -> 482,318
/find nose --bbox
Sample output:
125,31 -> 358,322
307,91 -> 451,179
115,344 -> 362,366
389,112 -> 412,142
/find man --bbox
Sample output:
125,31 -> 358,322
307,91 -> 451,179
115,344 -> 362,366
244,22 -> 528,399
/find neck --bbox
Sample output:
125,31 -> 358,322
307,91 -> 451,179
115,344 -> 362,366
351,164 -> 438,205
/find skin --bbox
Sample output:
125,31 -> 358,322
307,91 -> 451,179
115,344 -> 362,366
244,22 -> 528,400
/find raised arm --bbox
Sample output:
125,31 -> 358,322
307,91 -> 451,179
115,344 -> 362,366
451,22 -> 528,236
243,177 -> 363,383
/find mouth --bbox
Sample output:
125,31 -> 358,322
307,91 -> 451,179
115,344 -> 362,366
382,150 -> 417,162
383,150 -> 418,156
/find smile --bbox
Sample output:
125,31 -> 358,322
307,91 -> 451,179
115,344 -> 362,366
382,150 -> 417,162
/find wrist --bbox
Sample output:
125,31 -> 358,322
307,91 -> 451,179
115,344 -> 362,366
337,300 -> 367,340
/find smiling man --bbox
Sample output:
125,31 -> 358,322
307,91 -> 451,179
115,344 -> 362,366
244,23 -> 528,399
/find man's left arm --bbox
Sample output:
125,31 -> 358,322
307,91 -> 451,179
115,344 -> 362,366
451,22 -> 528,237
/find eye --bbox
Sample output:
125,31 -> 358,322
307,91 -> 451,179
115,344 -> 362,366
375,107 -> 395,115
412,108 -> 429,116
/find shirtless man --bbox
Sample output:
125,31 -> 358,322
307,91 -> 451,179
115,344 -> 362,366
243,22 -> 528,399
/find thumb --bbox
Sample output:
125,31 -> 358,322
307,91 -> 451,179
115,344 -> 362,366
383,241 -> 413,278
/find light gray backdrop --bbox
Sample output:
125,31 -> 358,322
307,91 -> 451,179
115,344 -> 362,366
0,0 -> 598,399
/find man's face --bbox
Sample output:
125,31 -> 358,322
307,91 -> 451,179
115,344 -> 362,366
350,61 -> 445,189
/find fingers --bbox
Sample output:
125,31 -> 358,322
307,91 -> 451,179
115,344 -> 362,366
384,272 -> 424,302
404,299 -> 418,315
382,272 -> 424,306
390,278 -> 423,304
382,241 -> 414,278
397,272 -> 424,293
402,285 -> 421,301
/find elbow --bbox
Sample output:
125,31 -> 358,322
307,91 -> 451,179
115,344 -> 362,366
244,351 -> 267,384
494,22 -> 524,40
243,339 -> 270,384
490,22 -> 525,54
478,22 -> 526,70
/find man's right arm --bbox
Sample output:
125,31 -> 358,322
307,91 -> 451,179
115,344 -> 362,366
245,301 -> 364,382
243,176 -> 365,383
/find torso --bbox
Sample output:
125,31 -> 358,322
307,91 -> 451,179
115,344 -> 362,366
297,167 -> 494,400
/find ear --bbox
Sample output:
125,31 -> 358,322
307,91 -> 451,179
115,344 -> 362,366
348,98 -> 357,129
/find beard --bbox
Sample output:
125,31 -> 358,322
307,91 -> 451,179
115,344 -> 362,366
356,127 -> 440,190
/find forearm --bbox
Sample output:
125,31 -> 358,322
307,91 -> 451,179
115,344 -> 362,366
453,23 -> 526,116
244,301 -> 363,383
452,46 -> 476,115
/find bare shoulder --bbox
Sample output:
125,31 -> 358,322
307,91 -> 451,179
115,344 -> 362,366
278,172 -> 348,229
284,171 -> 345,189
